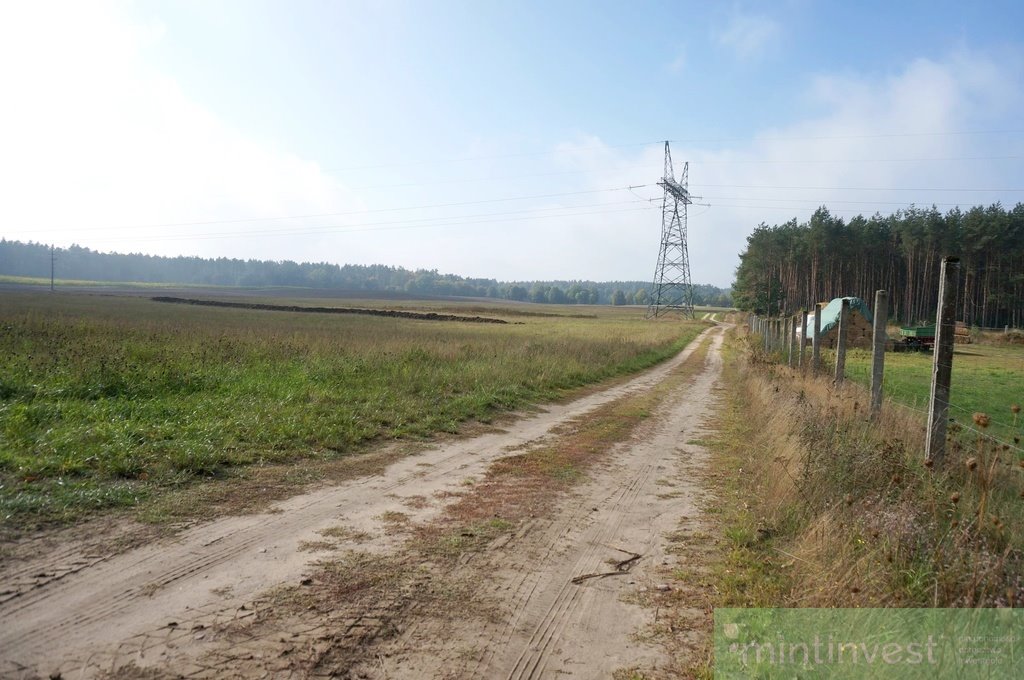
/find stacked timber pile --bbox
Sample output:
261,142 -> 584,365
955,321 -> 972,344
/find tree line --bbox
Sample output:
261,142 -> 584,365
0,239 -> 732,307
732,203 -> 1024,327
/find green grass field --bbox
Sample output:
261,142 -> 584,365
843,343 -> 1024,449
0,291 -> 704,527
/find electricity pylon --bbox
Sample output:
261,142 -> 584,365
646,141 -> 694,318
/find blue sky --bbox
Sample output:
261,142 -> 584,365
2,1 -> 1023,287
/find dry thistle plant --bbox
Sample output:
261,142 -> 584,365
968,412 -> 1007,534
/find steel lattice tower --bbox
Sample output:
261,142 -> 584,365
646,141 -> 694,318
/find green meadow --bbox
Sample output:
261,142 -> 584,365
0,291 -> 703,527
844,343 -> 1024,449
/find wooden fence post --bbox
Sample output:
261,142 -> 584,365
926,257 -> 960,466
834,299 -> 849,385
812,303 -> 822,373
799,310 -> 808,369
870,290 -> 888,419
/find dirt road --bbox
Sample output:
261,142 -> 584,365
1,326 -> 724,679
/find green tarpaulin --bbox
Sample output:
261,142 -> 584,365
816,296 -> 873,337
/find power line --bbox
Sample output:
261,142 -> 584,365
63,198 -> 654,240
134,199 -> 655,241
696,203 -> 990,216
671,128 -> 1024,145
692,182 -> 1024,192
95,203 -> 659,243
331,155 -> 1024,191
22,185 -> 654,234
322,140 -> 666,172
323,130 -> 1024,171
22,180 -> 1020,238
702,195 -> 988,207
693,155 -> 1023,165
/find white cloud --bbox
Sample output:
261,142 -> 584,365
714,10 -> 781,61
555,51 -> 1024,287
0,4 -> 1019,290
0,2 -> 363,260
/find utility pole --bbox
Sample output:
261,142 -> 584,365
646,141 -> 697,318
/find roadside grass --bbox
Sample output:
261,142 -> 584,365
0,291 -> 703,531
699,328 -> 1024,621
696,340 -> 797,610
842,344 -> 1024,447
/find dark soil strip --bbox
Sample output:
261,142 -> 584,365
151,296 -> 508,324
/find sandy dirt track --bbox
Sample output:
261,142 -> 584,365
0,326 -> 723,679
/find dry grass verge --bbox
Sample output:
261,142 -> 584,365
668,327 -> 1024,677
697,328 -> 1023,615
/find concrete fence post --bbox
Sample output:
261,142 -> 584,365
787,316 -> 795,367
834,298 -> 849,385
784,317 -> 791,366
799,310 -> 808,369
926,257 -> 960,466
812,303 -> 823,373
870,290 -> 888,419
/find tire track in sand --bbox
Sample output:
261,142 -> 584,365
368,327 -> 724,680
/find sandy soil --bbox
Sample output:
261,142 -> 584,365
0,326 -> 723,679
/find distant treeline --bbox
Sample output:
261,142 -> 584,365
732,203 -> 1024,327
0,239 -> 732,307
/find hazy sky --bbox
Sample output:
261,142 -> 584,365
2,1 -> 1023,287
